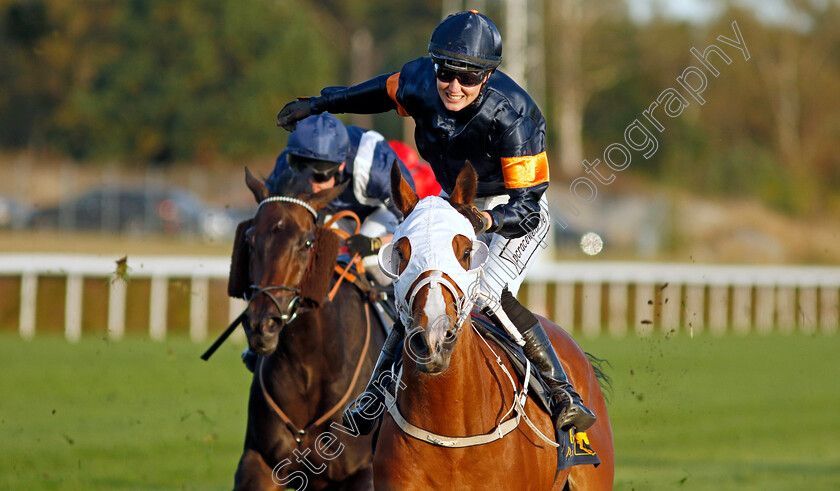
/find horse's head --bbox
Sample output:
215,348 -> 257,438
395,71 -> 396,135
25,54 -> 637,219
231,168 -> 345,356
379,162 -> 488,374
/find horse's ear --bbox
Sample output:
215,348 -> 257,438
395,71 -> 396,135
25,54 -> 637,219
306,180 -> 348,211
449,161 -> 477,206
245,167 -> 270,203
390,160 -> 418,217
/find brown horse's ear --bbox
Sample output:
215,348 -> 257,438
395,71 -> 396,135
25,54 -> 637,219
305,180 -> 349,211
228,219 -> 253,298
245,167 -> 269,203
390,160 -> 418,217
449,161 -> 477,206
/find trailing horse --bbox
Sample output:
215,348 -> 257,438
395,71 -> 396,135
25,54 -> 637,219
231,169 -> 385,490
371,163 -> 615,490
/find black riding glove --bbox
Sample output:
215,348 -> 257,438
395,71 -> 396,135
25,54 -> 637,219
449,202 -> 493,235
345,234 -> 382,258
276,97 -> 324,131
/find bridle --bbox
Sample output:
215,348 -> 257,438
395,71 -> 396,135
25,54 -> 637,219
243,196 -> 318,327
246,285 -> 302,326
245,196 -> 372,444
397,270 -> 478,335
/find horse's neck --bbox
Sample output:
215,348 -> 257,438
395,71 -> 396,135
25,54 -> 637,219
261,309 -> 336,408
400,323 -> 508,436
264,317 -> 326,393
261,289 -> 369,420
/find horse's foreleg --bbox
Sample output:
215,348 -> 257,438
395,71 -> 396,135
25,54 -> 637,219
234,448 -> 280,491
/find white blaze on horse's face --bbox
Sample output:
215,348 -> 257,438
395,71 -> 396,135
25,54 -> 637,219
378,196 -> 489,331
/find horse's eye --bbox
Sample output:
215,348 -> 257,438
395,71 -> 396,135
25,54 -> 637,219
303,239 -> 314,249
463,248 -> 472,262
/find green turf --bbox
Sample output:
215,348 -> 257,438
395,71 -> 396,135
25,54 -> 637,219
1,331 -> 838,490
0,333 -> 251,490
577,331 -> 840,490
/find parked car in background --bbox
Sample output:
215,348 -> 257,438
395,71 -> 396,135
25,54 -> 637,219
27,187 -> 238,242
0,194 -> 30,229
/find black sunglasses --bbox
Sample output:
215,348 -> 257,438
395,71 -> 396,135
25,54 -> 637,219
288,155 -> 342,183
434,64 -> 489,87
309,167 -> 341,183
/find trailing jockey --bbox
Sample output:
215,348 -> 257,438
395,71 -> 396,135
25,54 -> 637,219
240,113 -> 415,371
276,11 -> 596,435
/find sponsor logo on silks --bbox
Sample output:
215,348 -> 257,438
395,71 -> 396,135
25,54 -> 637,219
498,207 -> 550,275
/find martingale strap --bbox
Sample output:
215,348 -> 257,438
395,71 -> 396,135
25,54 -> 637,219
258,302 -> 372,444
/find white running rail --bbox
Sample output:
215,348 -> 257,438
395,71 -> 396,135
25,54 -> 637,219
0,254 -> 838,341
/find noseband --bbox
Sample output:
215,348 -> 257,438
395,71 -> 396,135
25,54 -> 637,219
247,284 -> 301,326
400,270 -> 476,333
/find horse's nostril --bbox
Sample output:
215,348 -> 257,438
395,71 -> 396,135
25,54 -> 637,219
408,331 -> 429,358
259,318 -> 275,334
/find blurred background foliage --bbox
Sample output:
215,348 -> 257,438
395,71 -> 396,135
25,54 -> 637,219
1,0 -> 839,220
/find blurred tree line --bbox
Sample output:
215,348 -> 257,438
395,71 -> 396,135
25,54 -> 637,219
1,0 -> 838,217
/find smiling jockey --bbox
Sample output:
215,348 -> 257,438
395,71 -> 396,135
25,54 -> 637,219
276,11 -> 596,435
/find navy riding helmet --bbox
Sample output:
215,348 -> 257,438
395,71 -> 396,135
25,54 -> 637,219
428,10 -> 502,71
286,114 -> 349,170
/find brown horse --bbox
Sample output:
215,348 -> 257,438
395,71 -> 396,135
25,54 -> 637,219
372,163 -> 615,490
232,169 -> 386,490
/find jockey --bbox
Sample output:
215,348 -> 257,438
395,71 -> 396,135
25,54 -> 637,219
240,113 -> 414,372
276,11 -> 596,434
266,113 -> 415,276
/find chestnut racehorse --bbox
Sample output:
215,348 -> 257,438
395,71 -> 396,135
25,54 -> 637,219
232,169 -> 385,490
372,163 -> 614,490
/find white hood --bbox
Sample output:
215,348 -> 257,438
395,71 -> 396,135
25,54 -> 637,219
378,196 -> 488,327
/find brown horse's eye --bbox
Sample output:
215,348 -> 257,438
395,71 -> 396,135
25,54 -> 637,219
463,247 -> 472,262
303,239 -> 314,249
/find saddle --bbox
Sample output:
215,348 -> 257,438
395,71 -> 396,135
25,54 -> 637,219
469,314 -> 554,414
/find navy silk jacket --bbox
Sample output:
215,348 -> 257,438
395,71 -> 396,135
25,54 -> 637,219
316,57 -> 550,239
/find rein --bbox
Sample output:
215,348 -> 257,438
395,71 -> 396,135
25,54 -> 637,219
323,210 -> 365,302
257,302 -> 372,444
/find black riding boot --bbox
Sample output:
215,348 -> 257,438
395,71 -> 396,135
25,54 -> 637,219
341,322 -> 404,435
500,289 -> 597,432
